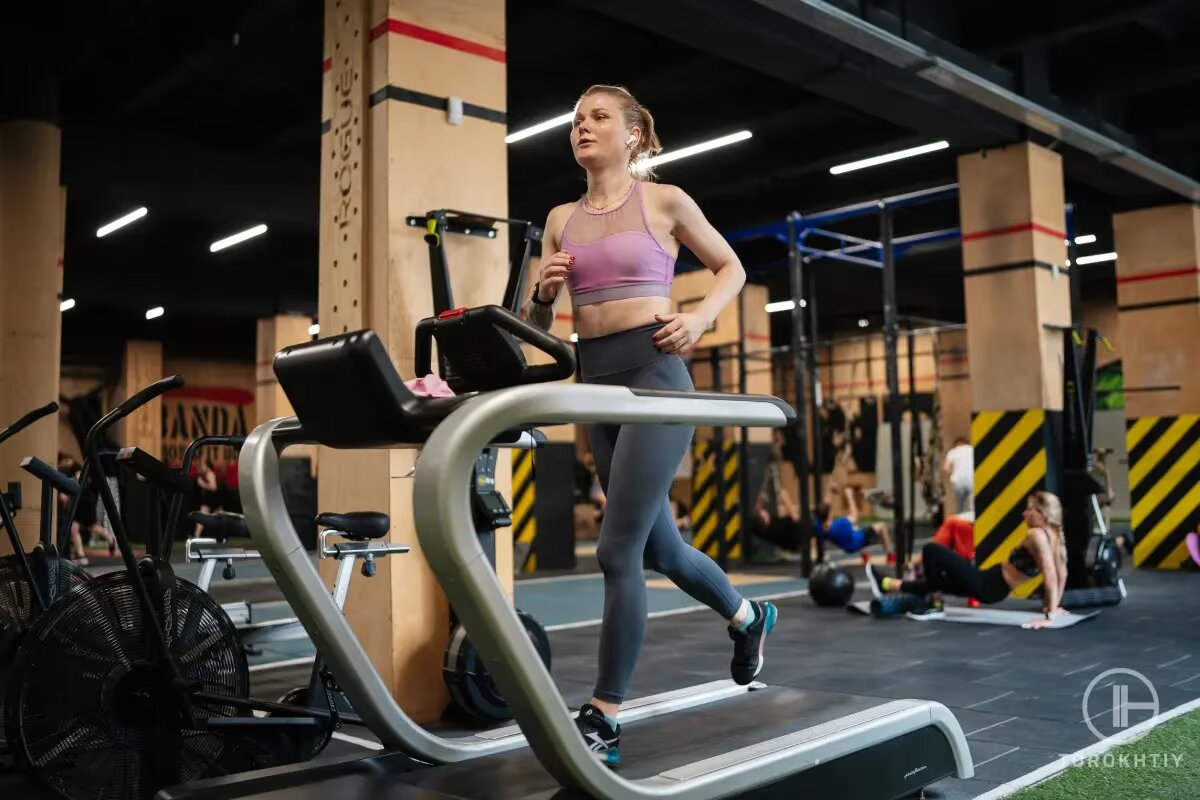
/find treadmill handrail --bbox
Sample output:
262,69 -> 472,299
410,383 -> 827,798
240,415 -> 762,766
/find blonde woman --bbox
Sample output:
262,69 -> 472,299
527,84 -> 770,765
867,491 -> 1068,628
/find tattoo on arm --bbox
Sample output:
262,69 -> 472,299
529,301 -> 554,331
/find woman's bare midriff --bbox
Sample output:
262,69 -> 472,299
573,295 -> 675,339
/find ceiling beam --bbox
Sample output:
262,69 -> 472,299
982,0 -> 1190,57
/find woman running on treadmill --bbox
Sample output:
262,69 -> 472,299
866,491 -> 1069,628
526,84 -> 775,766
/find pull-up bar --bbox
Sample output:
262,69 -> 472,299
726,183 -> 961,270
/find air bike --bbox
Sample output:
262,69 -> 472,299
159,299 -> 973,800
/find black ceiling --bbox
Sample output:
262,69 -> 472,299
4,0 -> 1198,364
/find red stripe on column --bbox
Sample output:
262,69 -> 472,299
1116,266 -> 1200,285
170,387 -> 254,406
746,333 -> 771,343
368,19 -> 505,63
961,221 -> 1066,242
323,57 -> 332,73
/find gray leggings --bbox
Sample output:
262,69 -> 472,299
580,325 -> 744,703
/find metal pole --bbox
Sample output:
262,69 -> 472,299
881,205 -> 905,576
806,269 -> 825,565
737,309 -> 750,569
1065,203 -> 1082,328
907,328 -> 919,569
787,214 -> 815,577
710,347 -> 728,570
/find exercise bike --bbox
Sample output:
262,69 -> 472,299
0,402 -> 95,755
2,379 -> 402,800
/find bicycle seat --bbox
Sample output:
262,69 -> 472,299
317,511 -> 392,541
188,511 -> 248,541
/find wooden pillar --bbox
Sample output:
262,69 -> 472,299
120,341 -> 164,456
255,315 -> 314,423
1112,203 -> 1200,569
957,142 -> 1069,591
318,0 -> 509,723
0,122 -> 64,552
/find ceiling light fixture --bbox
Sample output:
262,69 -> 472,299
858,318 -> 870,328
640,131 -> 753,170
1075,252 -> 1117,265
146,306 -> 165,320
308,323 -> 320,336
830,141 -> 949,175
765,299 -> 807,313
505,112 -> 574,144
1073,234 -> 1097,245
210,224 -> 268,253
96,207 -> 148,238
60,298 -> 76,312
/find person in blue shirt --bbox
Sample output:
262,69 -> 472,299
815,484 -> 895,565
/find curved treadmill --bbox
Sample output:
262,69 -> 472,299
160,330 -> 972,800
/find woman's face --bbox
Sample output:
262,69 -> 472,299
1023,497 -> 1046,529
570,93 -> 635,172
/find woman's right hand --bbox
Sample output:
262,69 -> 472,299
537,250 -> 573,302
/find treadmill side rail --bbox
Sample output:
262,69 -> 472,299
409,384 -> 974,798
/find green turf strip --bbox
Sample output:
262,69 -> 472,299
1012,709 -> 1199,800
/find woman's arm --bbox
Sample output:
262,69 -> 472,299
528,206 -> 569,332
1028,528 -> 1062,613
650,186 -> 746,354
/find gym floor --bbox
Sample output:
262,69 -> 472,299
5,553 -> 1194,800
244,562 -> 1195,800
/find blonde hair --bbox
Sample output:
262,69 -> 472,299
578,84 -> 663,179
1029,491 -> 1068,567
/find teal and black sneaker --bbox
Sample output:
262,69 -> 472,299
575,703 -> 621,767
729,600 -> 778,684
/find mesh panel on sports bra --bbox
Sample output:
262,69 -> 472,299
561,182 -> 649,243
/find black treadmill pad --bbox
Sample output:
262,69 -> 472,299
163,687 -> 891,800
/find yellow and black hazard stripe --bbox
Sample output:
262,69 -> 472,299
1127,414 -> 1200,569
691,441 -> 721,559
512,449 -> 537,572
691,440 -> 743,562
972,409 -> 1048,598
721,441 -> 743,561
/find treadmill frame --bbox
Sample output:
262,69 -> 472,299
240,383 -> 973,798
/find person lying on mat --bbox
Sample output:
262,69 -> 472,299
815,484 -> 895,565
865,491 -> 1068,628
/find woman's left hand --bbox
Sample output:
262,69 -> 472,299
653,312 -> 707,355
1023,609 -> 1066,629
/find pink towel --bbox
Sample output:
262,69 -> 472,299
405,374 -> 455,398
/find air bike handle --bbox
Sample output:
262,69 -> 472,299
86,375 -> 185,450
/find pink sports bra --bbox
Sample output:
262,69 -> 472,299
561,181 -> 676,306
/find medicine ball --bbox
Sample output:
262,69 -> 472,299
809,563 -> 855,607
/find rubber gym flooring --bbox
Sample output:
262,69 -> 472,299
247,565 -> 1196,800
3,561 -> 1195,799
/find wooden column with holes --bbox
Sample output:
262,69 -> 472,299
1112,203 -> 1200,569
0,122 -> 64,553
957,142 -> 1069,594
318,0 -> 509,722
120,341 -> 164,456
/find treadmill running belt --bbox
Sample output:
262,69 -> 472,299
162,687 -> 942,800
